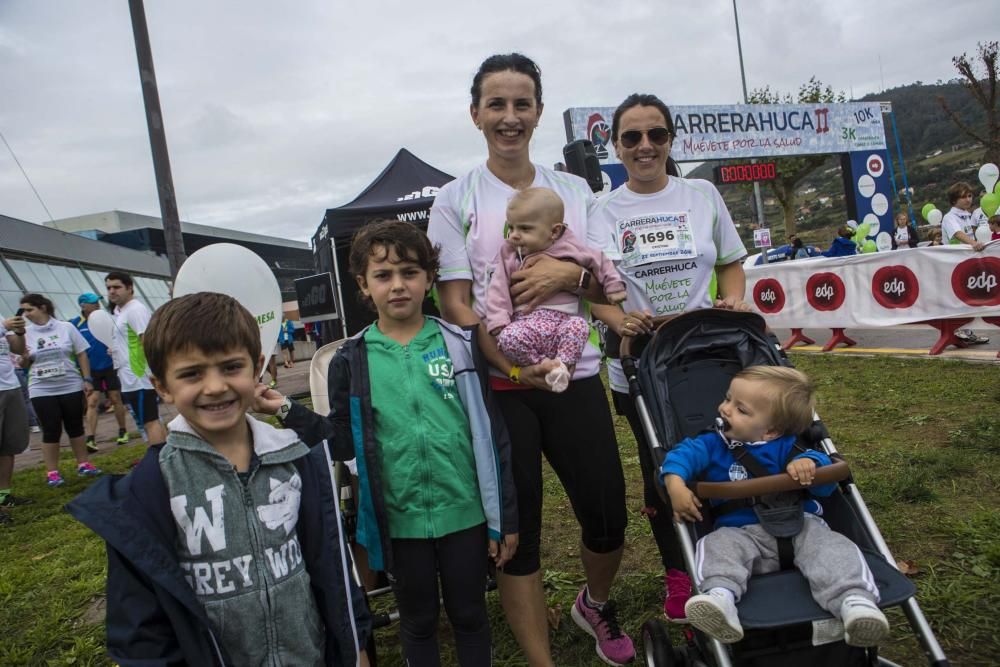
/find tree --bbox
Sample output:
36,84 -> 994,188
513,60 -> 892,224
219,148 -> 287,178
938,41 -> 999,168
745,77 -> 846,236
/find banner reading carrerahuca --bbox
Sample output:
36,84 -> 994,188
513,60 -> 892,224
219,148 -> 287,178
564,103 -> 886,162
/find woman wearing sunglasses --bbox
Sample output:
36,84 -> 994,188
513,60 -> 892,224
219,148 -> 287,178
428,53 -> 634,667
589,93 -> 748,625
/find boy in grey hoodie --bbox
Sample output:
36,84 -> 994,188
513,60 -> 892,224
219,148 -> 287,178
68,292 -> 369,666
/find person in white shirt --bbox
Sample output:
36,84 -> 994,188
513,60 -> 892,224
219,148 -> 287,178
941,182 -> 986,250
19,294 -> 102,487
104,271 -> 168,444
1,311 -> 33,523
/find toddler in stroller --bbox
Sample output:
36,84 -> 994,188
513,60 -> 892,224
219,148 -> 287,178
661,366 -> 888,647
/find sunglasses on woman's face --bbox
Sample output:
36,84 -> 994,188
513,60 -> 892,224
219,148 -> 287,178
619,127 -> 672,149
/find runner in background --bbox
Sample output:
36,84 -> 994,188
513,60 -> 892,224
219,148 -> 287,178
104,272 -> 168,444
279,315 -> 296,368
69,293 -> 130,452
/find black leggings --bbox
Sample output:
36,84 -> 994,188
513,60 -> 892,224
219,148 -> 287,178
496,374 -> 627,576
612,390 -> 685,571
31,391 -> 86,443
390,523 -> 491,667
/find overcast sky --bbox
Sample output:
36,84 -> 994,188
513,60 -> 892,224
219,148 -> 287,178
1,0 -> 997,241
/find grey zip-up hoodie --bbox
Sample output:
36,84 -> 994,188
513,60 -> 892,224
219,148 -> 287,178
159,414 -> 325,666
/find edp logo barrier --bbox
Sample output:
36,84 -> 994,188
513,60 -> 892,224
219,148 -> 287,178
746,243 -> 1000,355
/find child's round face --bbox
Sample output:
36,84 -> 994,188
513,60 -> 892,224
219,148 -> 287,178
357,245 -> 431,327
154,347 -> 261,443
718,377 -> 780,443
505,207 -> 561,255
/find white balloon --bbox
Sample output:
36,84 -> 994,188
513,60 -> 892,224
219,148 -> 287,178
863,213 -> 881,236
975,224 -> 993,245
87,309 -> 116,348
173,244 -> 283,366
927,209 -> 943,226
875,231 -> 893,252
846,219 -> 858,230
978,163 -> 999,194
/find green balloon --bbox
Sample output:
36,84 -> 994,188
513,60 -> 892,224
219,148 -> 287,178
982,193 -> 1000,218
995,182 -> 1000,195
862,239 -> 877,253
921,203 -> 936,221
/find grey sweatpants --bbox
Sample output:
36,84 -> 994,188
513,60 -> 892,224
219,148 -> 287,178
694,513 -> 880,616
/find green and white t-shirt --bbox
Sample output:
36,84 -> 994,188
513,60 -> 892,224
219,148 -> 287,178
112,299 -> 154,392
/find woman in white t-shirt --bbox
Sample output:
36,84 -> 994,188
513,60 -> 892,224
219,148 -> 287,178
589,93 -> 748,624
428,53 -> 634,666
19,294 -> 102,487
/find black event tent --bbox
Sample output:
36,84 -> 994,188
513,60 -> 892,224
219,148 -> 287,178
312,148 -> 454,339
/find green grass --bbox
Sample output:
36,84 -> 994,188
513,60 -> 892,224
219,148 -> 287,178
2,355 -> 999,665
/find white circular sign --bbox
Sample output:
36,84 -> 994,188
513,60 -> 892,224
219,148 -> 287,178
875,231 -> 893,252
857,175 -> 876,198
867,154 -> 885,178
871,193 -> 889,216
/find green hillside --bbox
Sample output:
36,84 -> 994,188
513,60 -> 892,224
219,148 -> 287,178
684,81 -> 990,249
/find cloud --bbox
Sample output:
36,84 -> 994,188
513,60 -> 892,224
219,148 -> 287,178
1,0 -> 998,241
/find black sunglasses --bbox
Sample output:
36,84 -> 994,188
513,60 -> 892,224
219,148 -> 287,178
619,127 -> 672,149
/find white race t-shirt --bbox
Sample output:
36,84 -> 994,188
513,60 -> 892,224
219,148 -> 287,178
588,178 -> 746,392
24,319 -> 89,398
428,163 -> 604,379
112,299 -> 154,392
894,226 -> 909,246
942,207 -> 975,245
0,324 -> 20,391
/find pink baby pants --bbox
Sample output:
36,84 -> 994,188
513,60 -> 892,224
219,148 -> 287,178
496,309 -> 590,367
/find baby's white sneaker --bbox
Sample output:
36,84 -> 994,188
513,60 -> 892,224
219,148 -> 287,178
840,595 -> 889,647
685,588 -> 743,643
545,361 -> 571,393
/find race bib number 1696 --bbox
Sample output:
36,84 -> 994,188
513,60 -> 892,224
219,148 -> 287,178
616,212 -> 697,268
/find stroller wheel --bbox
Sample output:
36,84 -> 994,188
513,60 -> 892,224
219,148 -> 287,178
642,618 -> 680,666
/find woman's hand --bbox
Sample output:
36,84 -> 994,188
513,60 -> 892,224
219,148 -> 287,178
509,255 -> 578,311
617,310 -> 654,337
3,315 -> 26,332
83,380 -> 94,397
713,295 -> 752,311
517,359 -> 561,391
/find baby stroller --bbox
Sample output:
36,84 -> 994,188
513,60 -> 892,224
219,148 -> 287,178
620,309 -> 949,667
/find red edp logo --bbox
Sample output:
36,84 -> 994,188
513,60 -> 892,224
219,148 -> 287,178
871,265 -> 919,309
753,278 -> 785,314
951,257 -> 1000,307
806,272 -> 846,311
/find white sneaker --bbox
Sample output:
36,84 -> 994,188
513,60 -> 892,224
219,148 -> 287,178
30,425 -> 41,434
685,589 -> 743,643
545,361 -> 571,393
840,595 -> 889,647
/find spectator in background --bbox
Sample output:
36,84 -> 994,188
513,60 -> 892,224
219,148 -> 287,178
278,316 -> 296,368
891,212 -> 919,249
786,235 -> 809,260
928,228 -> 944,246
105,271 -> 168,445
822,227 -> 858,257
69,293 -> 131,453
989,215 -> 1000,241
1,311 -> 34,524
941,182 -> 986,251
19,293 -> 102,487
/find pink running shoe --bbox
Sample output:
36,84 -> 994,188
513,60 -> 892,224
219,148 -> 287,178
46,471 -> 65,487
570,587 -> 635,666
664,568 -> 692,622
77,462 -> 102,477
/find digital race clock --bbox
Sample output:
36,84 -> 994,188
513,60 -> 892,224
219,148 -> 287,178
712,162 -> 778,184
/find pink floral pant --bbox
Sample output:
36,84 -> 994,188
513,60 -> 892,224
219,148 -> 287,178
496,309 -> 590,366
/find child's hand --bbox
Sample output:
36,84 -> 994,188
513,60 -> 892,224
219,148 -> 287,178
666,475 -> 702,522
786,457 -> 817,486
253,383 -> 285,415
490,533 -> 519,568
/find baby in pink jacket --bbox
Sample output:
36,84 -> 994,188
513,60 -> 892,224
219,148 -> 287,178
486,187 -> 626,392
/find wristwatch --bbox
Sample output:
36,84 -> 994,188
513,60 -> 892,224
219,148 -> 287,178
573,269 -> 592,295
83,376 -> 94,383
278,396 -> 293,421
